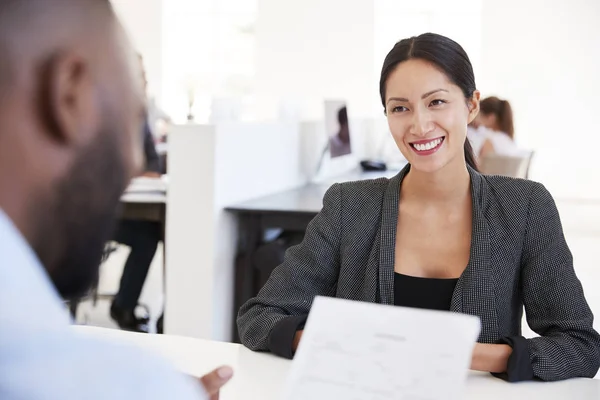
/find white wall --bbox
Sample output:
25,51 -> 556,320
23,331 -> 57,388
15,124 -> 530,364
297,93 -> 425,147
160,0 -> 258,122
166,122 -> 307,341
111,0 -> 164,101
255,0 -> 376,119
258,0 -> 599,199
212,122 -> 305,340
374,0 -> 483,116
479,0 -> 600,199
165,125 -> 216,339
255,0 -> 482,133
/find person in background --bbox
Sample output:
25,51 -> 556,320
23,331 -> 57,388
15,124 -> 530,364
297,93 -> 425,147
328,106 -> 352,157
0,1 -> 231,398
237,33 -> 600,382
141,118 -> 162,178
139,54 -> 171,142
110,118 -> 163,332
468,96 -> 520,157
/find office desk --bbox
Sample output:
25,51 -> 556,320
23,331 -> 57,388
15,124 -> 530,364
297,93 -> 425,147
120,186 -> 168,241
226,169 -> 400,342
121,192 -> 166,222
121,176 -> 167,223
74,326 -> 600,400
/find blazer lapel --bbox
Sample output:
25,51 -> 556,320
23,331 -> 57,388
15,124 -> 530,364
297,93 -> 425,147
377,165 -> 409,305
378,165 -> 500,342
451,167 -> 500,342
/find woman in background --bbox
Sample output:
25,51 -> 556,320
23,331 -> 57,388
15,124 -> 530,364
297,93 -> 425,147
469,96 -> 520,157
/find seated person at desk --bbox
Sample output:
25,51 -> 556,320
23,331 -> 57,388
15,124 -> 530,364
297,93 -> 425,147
238,33 -> 600,382
139,53 -> 171,142
329,106 -> 352,157
467,96 -> 520,158
0,0 -> 231,398
110,119 -> 163,332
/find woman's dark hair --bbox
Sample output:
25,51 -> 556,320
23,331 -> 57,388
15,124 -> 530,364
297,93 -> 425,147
379,33 -> 478,171
480,96 -> 514,139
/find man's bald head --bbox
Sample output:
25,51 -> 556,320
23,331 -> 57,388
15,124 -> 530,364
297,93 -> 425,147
0,0 -> 146,299
0,0 -> 114,92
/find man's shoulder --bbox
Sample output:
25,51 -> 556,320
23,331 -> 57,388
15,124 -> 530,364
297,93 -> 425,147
0,327 -> 205,400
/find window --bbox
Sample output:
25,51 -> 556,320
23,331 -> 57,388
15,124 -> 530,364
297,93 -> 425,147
162,0 -> 257,122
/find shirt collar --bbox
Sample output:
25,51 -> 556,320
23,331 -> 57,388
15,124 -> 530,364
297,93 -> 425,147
0,208 -> 71,330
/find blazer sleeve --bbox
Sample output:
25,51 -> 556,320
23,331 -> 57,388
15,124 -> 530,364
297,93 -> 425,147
237,183 -> 342,354
520,182 -> 600,381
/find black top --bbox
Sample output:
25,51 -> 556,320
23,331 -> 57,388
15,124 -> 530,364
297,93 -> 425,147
394,273 -> 458,310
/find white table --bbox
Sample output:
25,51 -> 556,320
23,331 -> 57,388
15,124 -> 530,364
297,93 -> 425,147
74,326 -> 600,400
121,191 -> 167,204
122,176 -> 167,204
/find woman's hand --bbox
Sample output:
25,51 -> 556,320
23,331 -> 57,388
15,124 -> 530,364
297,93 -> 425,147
292,330 -> 303,352
471,343 -> 512,373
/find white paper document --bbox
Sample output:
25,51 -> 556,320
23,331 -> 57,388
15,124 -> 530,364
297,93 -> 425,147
282,296 -> 480,400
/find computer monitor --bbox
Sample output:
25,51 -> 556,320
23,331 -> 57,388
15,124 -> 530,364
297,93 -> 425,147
325,100 -> 352,158
308,100 -> 358,183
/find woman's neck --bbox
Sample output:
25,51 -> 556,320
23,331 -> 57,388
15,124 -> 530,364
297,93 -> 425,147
402,159 -> 471,205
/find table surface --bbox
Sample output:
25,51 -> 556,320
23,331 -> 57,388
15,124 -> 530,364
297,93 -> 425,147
227,169 -> 401,214
74,326 -> 600,400
119,169 -> 398,208
121,191 -> 167,204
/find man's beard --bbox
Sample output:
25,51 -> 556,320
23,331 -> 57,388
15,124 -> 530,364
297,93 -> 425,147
35,127 -> 128,301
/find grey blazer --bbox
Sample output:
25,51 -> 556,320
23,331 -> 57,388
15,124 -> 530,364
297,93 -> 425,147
237,166 -> 600,381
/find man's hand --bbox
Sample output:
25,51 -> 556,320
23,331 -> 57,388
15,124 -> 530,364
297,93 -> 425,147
198,366 -> 234,400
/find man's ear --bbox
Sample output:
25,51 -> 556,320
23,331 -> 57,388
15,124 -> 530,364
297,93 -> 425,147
39,53 -> 97,146
467,90 -> 481,125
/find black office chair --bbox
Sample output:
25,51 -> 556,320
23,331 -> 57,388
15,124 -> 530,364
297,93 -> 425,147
253,231 -> 304,292
479,151 -> 534,179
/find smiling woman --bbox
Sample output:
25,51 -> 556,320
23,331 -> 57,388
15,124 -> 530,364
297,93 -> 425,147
237,33 -> 600,383
380,34 -> 480,174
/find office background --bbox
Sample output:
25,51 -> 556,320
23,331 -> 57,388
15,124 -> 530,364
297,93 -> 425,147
81,0 -> 600,348
113,0 -> 600,198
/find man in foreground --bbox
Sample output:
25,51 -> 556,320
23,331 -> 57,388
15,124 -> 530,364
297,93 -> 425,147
0,1 -> 231,399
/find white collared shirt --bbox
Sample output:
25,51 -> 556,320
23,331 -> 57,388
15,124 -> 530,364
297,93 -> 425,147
467,126 -> 523,157
0,209 -> 205,400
